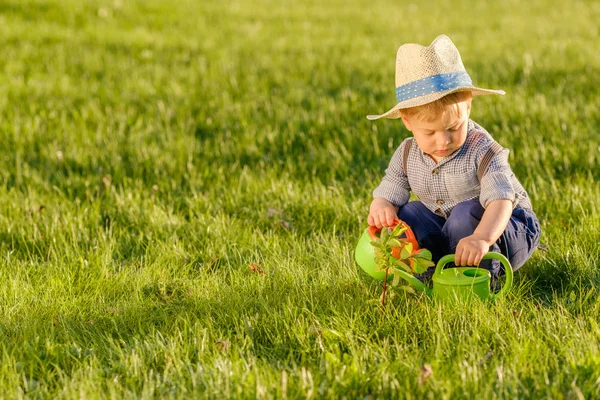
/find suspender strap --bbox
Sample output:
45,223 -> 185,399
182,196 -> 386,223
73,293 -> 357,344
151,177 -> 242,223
477,141 -> 504,181
402,139 -> 412,175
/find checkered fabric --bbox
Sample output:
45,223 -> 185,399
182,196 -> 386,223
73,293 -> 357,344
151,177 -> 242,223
373,120 -> 533,217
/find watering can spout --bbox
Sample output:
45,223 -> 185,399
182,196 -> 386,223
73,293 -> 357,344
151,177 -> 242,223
393,269 -> 431,295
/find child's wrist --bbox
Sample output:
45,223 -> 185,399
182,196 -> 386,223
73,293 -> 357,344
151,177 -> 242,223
372,198 -> 397,209
472,232 -> 496,246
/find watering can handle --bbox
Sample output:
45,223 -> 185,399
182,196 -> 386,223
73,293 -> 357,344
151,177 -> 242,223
434,252 -> 513,299
366,218 -> 419,250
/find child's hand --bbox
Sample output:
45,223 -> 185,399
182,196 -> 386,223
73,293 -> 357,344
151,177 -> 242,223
455,234 -> 490,266
368,198 -> 399,229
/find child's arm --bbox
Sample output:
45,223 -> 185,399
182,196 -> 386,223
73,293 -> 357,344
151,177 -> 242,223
454,199 -> 513,266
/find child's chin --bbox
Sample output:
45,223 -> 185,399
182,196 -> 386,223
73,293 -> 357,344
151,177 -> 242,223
436,149 -> 457,157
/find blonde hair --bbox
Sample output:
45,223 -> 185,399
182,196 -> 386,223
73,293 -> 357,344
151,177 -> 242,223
400,91 -> 473,122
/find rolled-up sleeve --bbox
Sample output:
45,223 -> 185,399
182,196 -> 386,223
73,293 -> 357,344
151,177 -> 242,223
373,139 -> 411,207
479,148 -> 517,208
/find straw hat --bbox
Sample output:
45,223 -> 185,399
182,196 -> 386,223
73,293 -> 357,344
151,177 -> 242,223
367,35 -> 505,120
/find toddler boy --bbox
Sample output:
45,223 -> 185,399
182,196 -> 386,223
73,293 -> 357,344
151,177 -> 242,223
367,35 -> 541,278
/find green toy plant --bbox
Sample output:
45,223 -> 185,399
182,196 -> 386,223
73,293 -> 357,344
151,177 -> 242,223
371,223 -> 435,306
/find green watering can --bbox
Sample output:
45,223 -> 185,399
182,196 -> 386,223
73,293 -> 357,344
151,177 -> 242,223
355,222 -> 513,302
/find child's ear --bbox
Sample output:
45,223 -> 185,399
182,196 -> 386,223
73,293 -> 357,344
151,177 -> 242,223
465,99 -> 472,116
400,114 -> 413,132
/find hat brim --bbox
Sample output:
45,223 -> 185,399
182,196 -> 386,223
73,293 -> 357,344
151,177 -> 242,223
366,87 -> 505,120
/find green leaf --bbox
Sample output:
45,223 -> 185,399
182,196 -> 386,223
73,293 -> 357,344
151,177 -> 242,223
391,259 -> 412,273
380,228 -> 389,242
413,257 -> 435,274
400,242 -> 413,259
391,271 -> 401,287
370,241 -> 386,250
411,248 -> 433,260
391,224 -> 408,238
387,238 -> 402,248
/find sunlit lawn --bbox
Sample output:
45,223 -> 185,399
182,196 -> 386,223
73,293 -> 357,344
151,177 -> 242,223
0,0 -> 599,398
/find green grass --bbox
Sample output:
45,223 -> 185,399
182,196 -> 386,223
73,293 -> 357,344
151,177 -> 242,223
0,0 -> 599,398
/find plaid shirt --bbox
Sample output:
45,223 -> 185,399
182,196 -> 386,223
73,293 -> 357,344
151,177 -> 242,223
373,120 -> 533,217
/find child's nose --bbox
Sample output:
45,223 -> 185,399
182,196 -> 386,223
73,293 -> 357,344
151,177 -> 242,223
437,131 -> 451,146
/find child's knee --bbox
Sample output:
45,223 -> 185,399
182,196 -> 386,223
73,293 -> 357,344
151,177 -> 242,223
397,201 -> 438,234
397,201 -> 423,223
443,201 -> 484,242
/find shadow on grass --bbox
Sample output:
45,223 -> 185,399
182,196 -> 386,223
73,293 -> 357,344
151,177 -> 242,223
516,251 -> 600,308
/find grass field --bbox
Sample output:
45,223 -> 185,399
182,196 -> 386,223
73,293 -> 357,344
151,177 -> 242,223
1,0 -> 599,398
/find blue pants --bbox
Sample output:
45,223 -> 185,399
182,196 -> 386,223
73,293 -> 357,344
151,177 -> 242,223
397,200 -> 541,278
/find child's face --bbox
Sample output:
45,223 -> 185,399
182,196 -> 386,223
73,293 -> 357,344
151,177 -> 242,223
401,100 -> 471,162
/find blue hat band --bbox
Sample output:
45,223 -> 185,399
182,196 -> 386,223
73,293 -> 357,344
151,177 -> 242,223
395,71 -> 473,103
